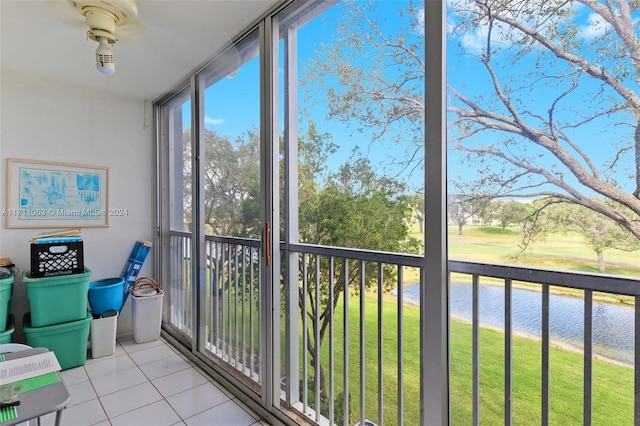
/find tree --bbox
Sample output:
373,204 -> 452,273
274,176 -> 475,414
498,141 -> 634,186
447,0 -> 640,240
182,127 -> 260,238
303,0 -> 426,190
402,193 -> 425,233
492,200 -> 531,233
524,201 -> 639,271
306,0 -> 640,248
447,193 -> 491,234
297,154 -> 421,401
448,194 -> 473,235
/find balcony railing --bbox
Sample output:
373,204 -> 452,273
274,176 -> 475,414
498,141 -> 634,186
449,260 -> 639,426
167,231 -> 640,425
167,231 -> 262,385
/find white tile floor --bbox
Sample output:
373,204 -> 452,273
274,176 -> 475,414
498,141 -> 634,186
37,337 -> 271,426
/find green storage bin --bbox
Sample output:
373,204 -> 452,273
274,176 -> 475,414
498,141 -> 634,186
0,274 -> 14,331
0,315 -> 15,344
23,311 -> 91,370
23,268 -> 91,327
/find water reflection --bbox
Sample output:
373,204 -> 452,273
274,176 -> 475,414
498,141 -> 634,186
399,282 -> 634,365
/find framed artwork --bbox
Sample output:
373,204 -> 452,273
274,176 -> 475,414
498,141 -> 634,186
6,158 -> 110,228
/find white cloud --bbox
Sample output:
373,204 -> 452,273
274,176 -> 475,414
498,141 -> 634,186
457,21 -> 512,55
577,13 -> 611,39
415,7 -> 425,35
204,116 -> 225,126
446,0 -> 512,54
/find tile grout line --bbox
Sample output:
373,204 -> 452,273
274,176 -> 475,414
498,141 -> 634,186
72,337 -> 266,425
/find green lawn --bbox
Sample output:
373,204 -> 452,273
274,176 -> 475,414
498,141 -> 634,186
214,224 -> 636,425
303,293 -> 634,425
403,225 -> 640,291
178,226 -> 639,425
443,225 -> 640,277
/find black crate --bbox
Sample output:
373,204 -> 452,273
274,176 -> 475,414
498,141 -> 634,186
30,242 -> 84,278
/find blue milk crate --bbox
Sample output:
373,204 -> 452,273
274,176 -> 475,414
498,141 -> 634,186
121,240 -> 151,303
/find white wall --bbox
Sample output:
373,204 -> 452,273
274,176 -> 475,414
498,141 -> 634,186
0,70 -> 155,341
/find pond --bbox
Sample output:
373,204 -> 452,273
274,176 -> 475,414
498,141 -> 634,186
398,282 -> 635,366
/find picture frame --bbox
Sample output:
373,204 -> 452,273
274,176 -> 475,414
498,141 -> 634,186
6,158 -> 110,228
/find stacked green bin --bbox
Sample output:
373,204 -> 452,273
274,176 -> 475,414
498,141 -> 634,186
23,312 -> 91,369
0,273 -> 15,342
0,315 -> 15,343
22,268 -> 92,369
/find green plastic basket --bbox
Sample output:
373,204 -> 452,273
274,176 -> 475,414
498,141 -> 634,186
23,268 -> 91,327
0,315 -> 15,344
23,311 -> 91,370
0,274 -> 14,331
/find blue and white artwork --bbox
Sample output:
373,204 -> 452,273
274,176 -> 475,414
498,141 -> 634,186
76,173 -> 100,203
9,160 -> 109,227
19,168 -> 102,211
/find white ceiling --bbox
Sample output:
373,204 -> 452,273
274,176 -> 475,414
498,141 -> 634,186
0,0 -> 279,100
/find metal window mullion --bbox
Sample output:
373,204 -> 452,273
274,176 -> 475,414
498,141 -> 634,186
259,14 -> 280,405
542,285 -> 550,426
284,24 -> 300,407
421,1 -> 449,424
505,278 -> 512,426
583,290 -> 593,426
191,72 -> 206,356
472,274 -> 480,426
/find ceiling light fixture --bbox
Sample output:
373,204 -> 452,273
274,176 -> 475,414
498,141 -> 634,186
95,36 -> 115,74
66,0 -> 140,75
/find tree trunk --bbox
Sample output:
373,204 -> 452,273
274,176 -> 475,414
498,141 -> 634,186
319,365 -> 328,399
597,250 -> 605,272
458,222 -> 464,235
310,356 -> 328,399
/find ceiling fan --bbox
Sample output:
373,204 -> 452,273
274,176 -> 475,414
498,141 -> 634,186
64,0 -> 145,74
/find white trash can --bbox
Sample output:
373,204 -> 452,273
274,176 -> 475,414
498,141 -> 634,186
132,289 -> 164,343
90,312 -> 117,358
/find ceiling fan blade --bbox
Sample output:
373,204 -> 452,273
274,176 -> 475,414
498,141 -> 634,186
114,19 -> 147,43
46,0 -> 88,32
49,0 -> 147,43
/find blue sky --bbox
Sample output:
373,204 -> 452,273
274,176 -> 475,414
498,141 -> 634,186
183,1 -> 425,191
185,0 -> 638,196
